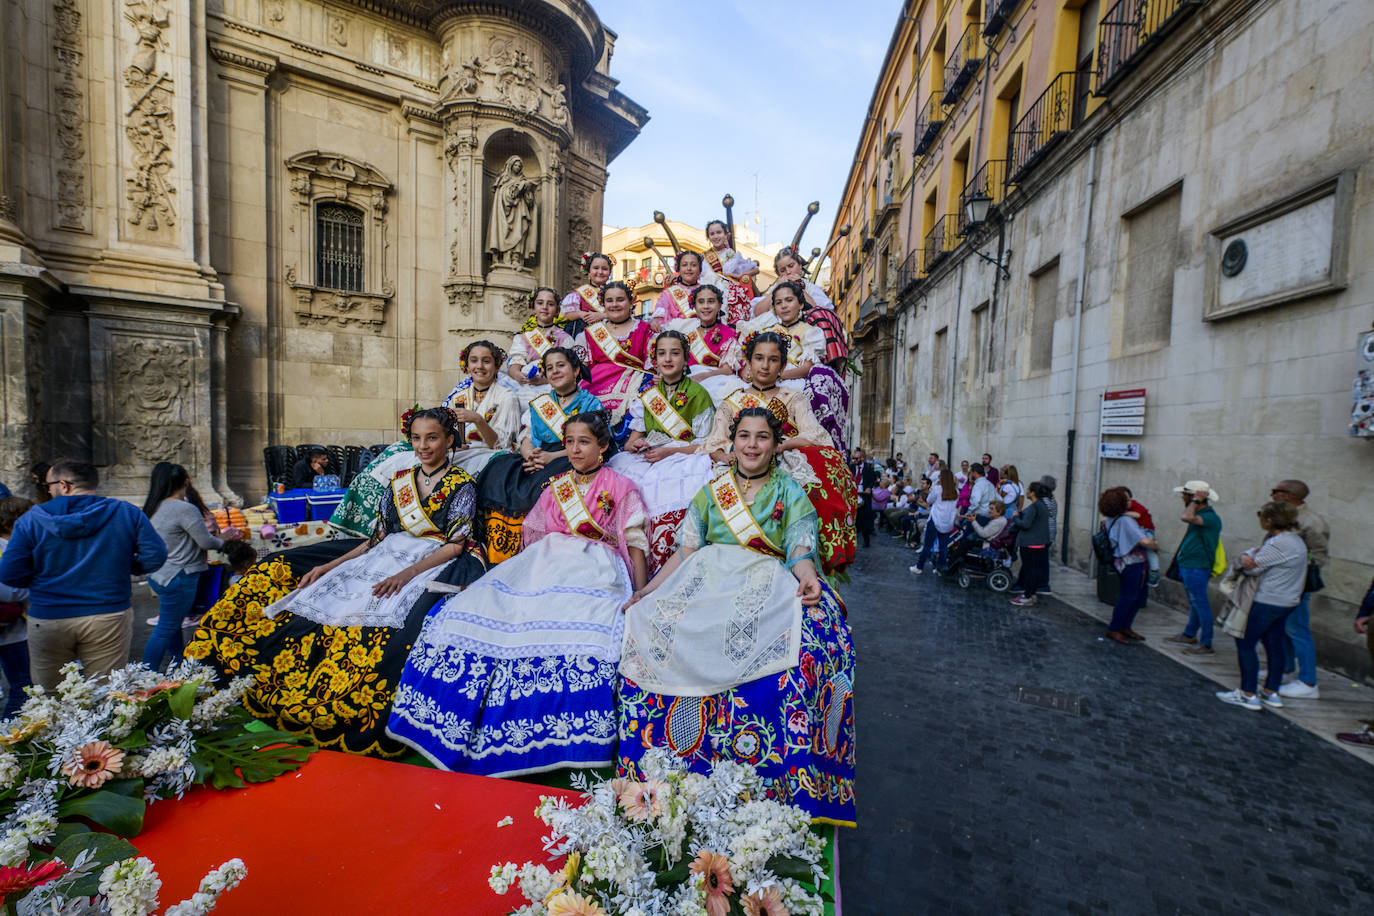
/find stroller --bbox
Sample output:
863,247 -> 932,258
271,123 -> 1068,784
941,521 -> 1017,592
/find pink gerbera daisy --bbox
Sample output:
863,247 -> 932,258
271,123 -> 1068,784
546,890 -> 606,916
617,778 -> 667,821
689,849 -> 735,916
743,885 -> 789,916
60,741 -> 124,789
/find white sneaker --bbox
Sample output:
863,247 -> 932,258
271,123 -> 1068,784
1215,689 -> 1261,711
1259,691 -> 1284,709
1278,680 -> 1320,699
908,565 -> 923,574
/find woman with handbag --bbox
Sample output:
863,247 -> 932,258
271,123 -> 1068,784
1097,488 -> 1159,645
1215,502 -> 1308,711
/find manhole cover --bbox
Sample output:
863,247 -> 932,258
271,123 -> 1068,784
1016,686 -> 1083,717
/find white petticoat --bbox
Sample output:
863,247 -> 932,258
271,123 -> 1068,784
422,532 -> 631,661
607,450 -> 713,517
263,531 -> 448,628
619,543 -> 803,697
688,365 -> 745,404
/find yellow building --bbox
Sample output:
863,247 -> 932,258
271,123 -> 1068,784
601,220 -> 781,316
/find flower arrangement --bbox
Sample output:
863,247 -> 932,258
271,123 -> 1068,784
670,391 -> 689,410
0,660 -> 310,912
596,491 -> 615,514
771,500 -> 786,523
489,748 -> 828,916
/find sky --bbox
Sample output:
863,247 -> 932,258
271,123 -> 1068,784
592,0 -> 897,254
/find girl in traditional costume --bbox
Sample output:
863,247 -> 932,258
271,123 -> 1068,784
703,218 -> 760,326
666,283 -> 744,404
702,332 -> 857,577
388,411 -> 647,776
443,340 -> 521,476
753,247 -> 849,372
186,408 -> 485,757
504,286 -> 581,411
648,249 -> 705,328
474,347 -> 604,563
607,331 -> 715,570
578,280 -> 654,441
328,342 -> 516,536
618,407 -> 856,825
741,281 -> 850,455
560,251 -> 613,316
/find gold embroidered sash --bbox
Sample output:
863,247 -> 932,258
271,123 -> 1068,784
704,248 -> 723,272
641,386 -> 693,441
551,472 -> 606,540
587,321 -> 644,370
522,326 -> 556,359
686,327 -> 718,367
782,321 -> 809,366
390,471 -> 443,541
530,392 -> 569,442
666,285 -> 694,318
456,386 -> 494,443
709,470 -> 783,559
576,284 -> 602,312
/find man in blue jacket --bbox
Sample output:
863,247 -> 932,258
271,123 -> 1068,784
0,459 -> 167,689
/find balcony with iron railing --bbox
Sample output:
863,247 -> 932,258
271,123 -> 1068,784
914,94 -> 947,156
896,249 -> 921,298
1096,0 -> 1204,94
956,159 -> 1009,236
1008,70 -> 1085,182
923,214 -> 959,272
982,0 -> 1019,37
942,21 -> 984,105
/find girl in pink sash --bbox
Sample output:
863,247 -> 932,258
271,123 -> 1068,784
649,249 -> 705,328
560,251 -> 612,316
579,280 -> 655,440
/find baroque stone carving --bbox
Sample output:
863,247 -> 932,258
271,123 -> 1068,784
53,0 -> 88,231
328,14 -> 348,47
123,1 -> 177,231
549,83 -> 569,127
445,283 -> 480,316
113,336 -> 193,463
487,156 -> 538,270
502,291 -> 532,322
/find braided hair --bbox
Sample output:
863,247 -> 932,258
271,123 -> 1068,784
743,330 -> 790,363
602,280 -> 635,304
460,339 -> 507,372
676,249 -> 704,270
689,283 -> 723,310
530,286 -> 560,308
728,405 -> 785,445
653,329 -> 690,365
403,406 -> 460,443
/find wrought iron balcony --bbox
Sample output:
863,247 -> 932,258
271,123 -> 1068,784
913,95 -> 947,156
923,214 -> 959,272
957,159 -> 1009,236
1008,70 -> 1085,182
896,249 -> 921,297
983,0 -> 1019,37
942,21 -> 985,105
1096,0 -> 1204,94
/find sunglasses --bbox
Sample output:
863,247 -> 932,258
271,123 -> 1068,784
1270,488 -> 1290,496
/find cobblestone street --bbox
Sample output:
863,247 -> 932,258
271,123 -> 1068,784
838,537 -> 1373,916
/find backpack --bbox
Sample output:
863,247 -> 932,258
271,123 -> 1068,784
1091,519 -> 1119,566
1212,539 -> 1227,578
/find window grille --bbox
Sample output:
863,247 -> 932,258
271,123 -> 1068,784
316,203 -> 364,291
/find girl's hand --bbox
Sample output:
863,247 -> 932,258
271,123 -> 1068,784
372,569 -> 416,598
796,574 -> 822,607
298,563 -> 331,588
449,408 -> 482,424
644,446 -> 673,463
628,439 -> 650,454
624,590 -> 644,610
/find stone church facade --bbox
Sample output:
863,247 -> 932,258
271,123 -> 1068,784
0,0 -> 645,502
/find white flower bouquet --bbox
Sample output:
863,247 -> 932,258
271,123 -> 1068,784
490,748 -> 829,916
0,659 -> 311,914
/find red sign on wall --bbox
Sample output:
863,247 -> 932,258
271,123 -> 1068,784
1104,388 -> 1147,401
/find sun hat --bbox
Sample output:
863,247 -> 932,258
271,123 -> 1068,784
1172,480 -> 1220,503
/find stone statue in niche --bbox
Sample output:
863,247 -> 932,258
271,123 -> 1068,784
550,83 -> 569,127
486,155 -> 538,270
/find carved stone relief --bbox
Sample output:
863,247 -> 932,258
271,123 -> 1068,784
445,283 -> 480,316
501,291 -> 532,323
123,1 -> 177,232
328,14 -> 348,47
0,196 -> 17,223
112,336 -> 193,463
53,0 -> 89,231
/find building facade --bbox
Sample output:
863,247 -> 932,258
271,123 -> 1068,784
0,0 -> 645,502
830,0 -> 1374,680
601,220 -> 781,316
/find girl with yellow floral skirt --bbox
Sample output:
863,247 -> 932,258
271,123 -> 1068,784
185,408 -> 486,757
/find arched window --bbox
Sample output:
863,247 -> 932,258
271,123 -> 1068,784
316,203 -> 364,291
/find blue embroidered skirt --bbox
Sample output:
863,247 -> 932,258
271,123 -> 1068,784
616,583 -> 857,826
386,645 -> 618,777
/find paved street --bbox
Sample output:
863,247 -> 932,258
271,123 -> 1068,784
838,536 -> 1373,916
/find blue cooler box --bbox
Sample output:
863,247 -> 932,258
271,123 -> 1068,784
269,489 -> 310,524
307,491 -> 345,521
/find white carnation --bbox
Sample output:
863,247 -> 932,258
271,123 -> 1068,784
99,856 -> 162,916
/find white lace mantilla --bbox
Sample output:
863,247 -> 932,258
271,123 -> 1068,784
263,531 -> 446,629
619,543 -> 803,696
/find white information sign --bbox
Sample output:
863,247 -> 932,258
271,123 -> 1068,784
1100,443 -> 1141,461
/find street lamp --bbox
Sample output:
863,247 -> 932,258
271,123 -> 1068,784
964,190 -> 992,228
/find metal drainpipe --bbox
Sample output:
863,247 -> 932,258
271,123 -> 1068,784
946,260 -> 964,466
1064,142 -> 1098,567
